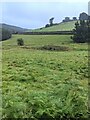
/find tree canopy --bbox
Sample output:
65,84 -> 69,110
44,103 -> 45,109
71,20 -> 90,43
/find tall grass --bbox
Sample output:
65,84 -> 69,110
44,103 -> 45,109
2,34 -> 88,119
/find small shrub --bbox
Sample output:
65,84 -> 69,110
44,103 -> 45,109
17,38 -> 24,46
45,24 -> 50,28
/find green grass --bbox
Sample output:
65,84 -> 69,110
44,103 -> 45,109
30,21 -> 76,32
2,34 -> 88,119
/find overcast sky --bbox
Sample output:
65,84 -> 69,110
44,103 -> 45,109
0,1 -> 89,29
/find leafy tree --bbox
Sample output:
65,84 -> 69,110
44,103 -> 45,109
72,20 -> 89,43
79,12 -> 88,20
87,20 -> 90,43
17,38 -> 24,46
0,28 -> 12,41
49,17 -> 54,26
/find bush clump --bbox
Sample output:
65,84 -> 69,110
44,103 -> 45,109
38,45 -> 70,51
0,28 -> 12,41
17,38 -> 24,46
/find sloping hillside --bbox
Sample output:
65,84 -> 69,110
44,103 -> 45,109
31,21 -> 76,32
0,23 -> 28,33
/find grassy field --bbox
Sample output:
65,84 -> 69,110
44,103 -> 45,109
2,34 -> 88,119
31,21 -> 76,32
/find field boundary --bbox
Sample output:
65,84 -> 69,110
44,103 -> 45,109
20,31 -> 73,35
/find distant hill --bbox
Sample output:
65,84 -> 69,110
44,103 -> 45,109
0,20 -> 77,35
30,21 -> 77,32
0,23 -> 29,33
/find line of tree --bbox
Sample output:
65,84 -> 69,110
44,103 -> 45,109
71,20 -> 90,43
45,12 -> 89,28
62,17 -> 77,22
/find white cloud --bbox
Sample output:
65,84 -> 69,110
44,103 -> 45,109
0,0 -> 89,3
